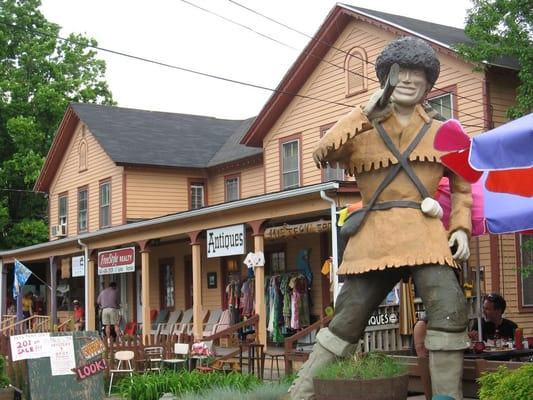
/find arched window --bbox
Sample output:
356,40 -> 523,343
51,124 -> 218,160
345,47 -> 368,97
79,139 -> 87,171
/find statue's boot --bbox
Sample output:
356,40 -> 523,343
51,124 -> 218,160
425,330 -> 470,400
288,328 -> 356,400
429,350 -> 464,400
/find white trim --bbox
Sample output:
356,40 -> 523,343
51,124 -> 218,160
0,182 -> 340,257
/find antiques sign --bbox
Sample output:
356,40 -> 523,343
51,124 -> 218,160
80,338 -> 106,360
367,311 -> 398,327
264,220 -> 332,240
10,333 -> 51,361
73,358 -> 108,381
207,224 -> 245,258
98,247 -> 135,275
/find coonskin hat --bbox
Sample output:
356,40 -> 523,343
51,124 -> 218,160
376,36 -> 440,89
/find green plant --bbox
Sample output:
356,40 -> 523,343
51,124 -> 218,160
117,370 -> 261,400
177,382 -> 291,400
478,364 -> 533,400
316,352 -> 407,380
0,355 -> 10,388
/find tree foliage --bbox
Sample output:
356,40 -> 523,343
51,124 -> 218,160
455,0 -> 532,119
0,0 -> 114,249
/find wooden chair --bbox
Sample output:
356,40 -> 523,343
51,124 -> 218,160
150,309 -> 169,335
108,350 -> 134,396
202,309 -> 225,337
157,310 -> 182,339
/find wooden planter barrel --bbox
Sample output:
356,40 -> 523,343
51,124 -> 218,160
313,374 -> 409,400
0,387 -> 15,400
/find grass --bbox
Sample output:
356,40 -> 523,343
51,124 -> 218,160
175,382 -> 291,400
316,352 -> 407,380
117,370 -> 261,400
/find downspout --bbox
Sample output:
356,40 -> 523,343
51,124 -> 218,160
320,190 -> 340,304
78,239 -> 89,332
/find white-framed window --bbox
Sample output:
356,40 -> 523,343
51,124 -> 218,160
190,182 -> 205,209
58,194 -> 68,227
428,93 -> 454,120
225,176 -> 240,202
78,188 -> 88,232
160,259 -> 175,309
520,234 -> 533,307
282,139 -> 300,189
99,181 -> 110,228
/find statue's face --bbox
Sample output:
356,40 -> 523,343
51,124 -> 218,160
391,67 -> 429,107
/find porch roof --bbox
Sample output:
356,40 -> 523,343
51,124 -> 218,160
0,181 -> 343,262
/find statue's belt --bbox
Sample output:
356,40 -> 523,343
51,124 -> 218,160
343,120 -> 432,237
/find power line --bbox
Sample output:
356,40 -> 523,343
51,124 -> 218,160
0,188 -> 46,195
0,19 -> 486,129
0,20 -> 356,109
225,0 -> 492,112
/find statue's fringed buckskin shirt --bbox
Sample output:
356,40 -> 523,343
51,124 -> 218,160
315,104 -> 472,275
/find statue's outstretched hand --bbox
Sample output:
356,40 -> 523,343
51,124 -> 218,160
449,229 -> 470,261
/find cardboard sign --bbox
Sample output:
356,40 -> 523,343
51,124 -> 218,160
80,338 -> 105,360
98,247 -> 135,275
49,336 -> 76,376
73,358 -> 108,381
10,333 -> 51,361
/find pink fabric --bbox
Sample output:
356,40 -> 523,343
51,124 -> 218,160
435,177 -> 485,236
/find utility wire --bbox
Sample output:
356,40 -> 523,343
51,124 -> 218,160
0,19 -> 486,129
225,0 -> 493,111
0,188 -> 47,195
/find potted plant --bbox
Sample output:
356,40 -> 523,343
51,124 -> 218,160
478,364 -> 533,400
0,356 -> 15,400
313,352 -> 408,400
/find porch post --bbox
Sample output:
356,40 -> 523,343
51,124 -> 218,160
49,256 -> 57,328
188,231 -> 202,340
139,241 -> 151,343
86,252 -> 97,331
249,220 -> 267,345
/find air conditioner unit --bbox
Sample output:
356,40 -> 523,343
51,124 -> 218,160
52,224 -> 67,237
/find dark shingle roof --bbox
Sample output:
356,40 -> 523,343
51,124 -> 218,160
70,103 -> 261,168
341,4 -> 520,70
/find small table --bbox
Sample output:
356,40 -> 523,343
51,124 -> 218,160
464,348 -> 533,361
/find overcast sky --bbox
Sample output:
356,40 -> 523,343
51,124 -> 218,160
40,0 -> 473,119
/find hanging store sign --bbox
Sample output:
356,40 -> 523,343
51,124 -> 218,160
98,247 -> 135,275
207,224 -> 245,258
367,311 -> 398,327
71,255 -> 85,277
264,220 -> 331,240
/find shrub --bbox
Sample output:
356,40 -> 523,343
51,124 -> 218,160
316,352 -> 407,380
177,382 -> 291,400
0,355 -> 10,388
478,364 -> 533,400
117,370 -> 260,400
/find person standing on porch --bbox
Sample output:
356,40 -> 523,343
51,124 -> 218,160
289,37 -> 472,400
97,282 -> 120,340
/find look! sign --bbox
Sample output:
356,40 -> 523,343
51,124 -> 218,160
73,358 -> 108,380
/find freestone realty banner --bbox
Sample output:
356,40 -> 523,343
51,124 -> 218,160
206,224 -> 245,258
98,247 -> 135,275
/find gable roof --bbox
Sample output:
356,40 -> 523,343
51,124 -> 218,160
34,103 -> 261,192
241,3 -> 519,148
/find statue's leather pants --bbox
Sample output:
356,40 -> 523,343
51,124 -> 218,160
329,264 -> 468,343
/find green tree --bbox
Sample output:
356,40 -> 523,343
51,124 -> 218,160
455,0 -> 532,119
0,0 -> 114,249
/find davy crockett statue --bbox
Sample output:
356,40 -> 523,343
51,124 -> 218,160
289,37 -> 472,400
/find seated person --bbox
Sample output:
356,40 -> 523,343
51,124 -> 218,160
72,299 -> 85,331
412,313 -> 429,358
469,293 -> 517,341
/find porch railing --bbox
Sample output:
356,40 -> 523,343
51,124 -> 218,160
0,315 -> 51,336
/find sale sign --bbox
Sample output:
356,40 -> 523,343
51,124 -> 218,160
10,333 -> 51,361
80,338 -> 105,360
73,358 -> 108,381
49,336 -> 76,376
98,246 -> 135,275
